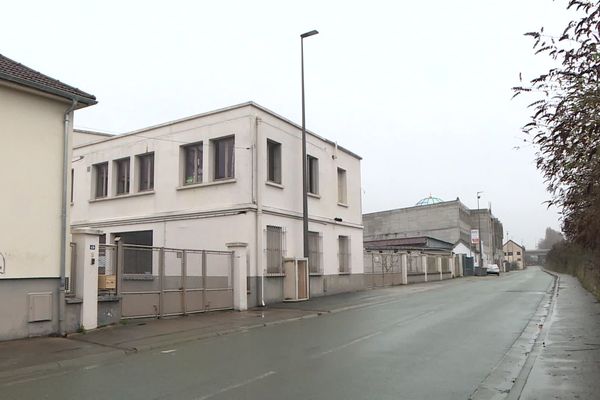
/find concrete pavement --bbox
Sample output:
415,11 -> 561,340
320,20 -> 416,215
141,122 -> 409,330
0,277 -> 458,381
3,268 -> 598,399
0,268 -> 569,400
518,272 -> 600,400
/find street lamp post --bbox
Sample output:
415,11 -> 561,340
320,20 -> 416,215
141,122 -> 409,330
477,191 -> 484,272
301,29 -> 319,259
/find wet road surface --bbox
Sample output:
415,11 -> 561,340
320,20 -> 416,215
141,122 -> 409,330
1,268 -> 553,400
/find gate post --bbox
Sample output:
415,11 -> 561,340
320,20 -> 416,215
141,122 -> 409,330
182,250 -> 187,315
71,228 -> 102,331
159,247 -> 165,318
226,242 -> 248,311
437,256 -> 443,280
401,253 -> 408,285
421,254 -> 428,282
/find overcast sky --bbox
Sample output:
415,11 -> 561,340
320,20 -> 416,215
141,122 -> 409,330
2,0 -> 574,248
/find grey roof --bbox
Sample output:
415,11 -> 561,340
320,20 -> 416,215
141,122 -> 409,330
0,53 -> 96,105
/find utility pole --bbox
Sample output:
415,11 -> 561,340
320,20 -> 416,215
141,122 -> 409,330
477,191 -> 484,272
300,29 -> 319,259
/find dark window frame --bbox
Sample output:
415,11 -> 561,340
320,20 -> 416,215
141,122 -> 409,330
267,139 -> 282,184
337,167 -> 347,204
213,136 -> 235,180
183,142 -> 203,185
138,152 -> 155,192
115,157 -> 131,195
94,162 -> 109,199
307,155 -> 319,195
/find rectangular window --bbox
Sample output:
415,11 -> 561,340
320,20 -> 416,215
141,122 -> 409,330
308,231 -> 322,274
517,251 -> 521,255
266,226 -> 283,274
338,235 -> 351,273
94,162 -> 108,198
508,252 -> 513,256
114,230 -> 153,275
213,136 -> 235,180
267,139 -> 282,184
308,155 -> 319,195
337,167 -> 347,204
184,142 -> 203,185
115,157 -> 130,195
138,153 -> 154,191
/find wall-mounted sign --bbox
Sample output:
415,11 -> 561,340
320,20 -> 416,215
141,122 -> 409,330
471,229 -> 480,245
90,245 -> 96,250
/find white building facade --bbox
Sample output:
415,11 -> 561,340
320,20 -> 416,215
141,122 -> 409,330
71,102 -> 364,307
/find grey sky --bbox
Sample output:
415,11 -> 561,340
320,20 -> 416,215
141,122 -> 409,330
2,0 -> 572,248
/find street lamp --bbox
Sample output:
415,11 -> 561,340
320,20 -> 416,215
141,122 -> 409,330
301,29 -> 319,259
477,191 -> 484,272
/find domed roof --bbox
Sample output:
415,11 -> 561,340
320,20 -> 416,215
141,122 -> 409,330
416,195 -> 444,206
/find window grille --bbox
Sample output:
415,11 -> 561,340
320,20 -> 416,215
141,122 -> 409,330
308,231 -> 323,274
338,235 -> 351,273
266,226 -> 285,274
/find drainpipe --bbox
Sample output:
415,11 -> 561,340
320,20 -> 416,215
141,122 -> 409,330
59,99 -> 77,336
254,116 -> 265,306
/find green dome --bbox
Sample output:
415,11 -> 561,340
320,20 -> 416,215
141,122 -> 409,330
416,195 -> 443,206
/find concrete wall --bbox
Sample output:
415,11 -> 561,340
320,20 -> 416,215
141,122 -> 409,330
73,130 -> 113,147
98,297 -> 121,326
0,279 -> 60,341
363,200 -> 469,245
407,273 -> 426,284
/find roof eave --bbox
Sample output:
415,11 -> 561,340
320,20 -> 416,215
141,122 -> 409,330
0,72 -> 97,107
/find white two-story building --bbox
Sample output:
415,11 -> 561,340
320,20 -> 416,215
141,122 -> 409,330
71,102 -> 364,307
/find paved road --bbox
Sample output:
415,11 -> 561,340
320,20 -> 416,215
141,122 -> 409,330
2,268 -> 553,400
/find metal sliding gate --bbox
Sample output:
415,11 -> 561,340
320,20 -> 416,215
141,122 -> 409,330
99,244 -> 234,319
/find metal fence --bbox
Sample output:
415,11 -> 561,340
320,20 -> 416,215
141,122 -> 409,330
364,252 -> 404,288
98,244 -> 234,319
364,251 -> 459,289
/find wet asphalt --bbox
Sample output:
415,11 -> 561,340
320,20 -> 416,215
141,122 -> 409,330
1,268 -> 553,400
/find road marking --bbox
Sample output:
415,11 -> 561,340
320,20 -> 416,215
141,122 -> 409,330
83,364 -> 99,370
161,349 -> 177,354
1,369 -> 71,387
312,331 -> 383,358
394,310 -> 437,326
194,371 -> 276,400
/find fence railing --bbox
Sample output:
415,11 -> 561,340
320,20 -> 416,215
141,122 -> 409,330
98,243 -> 234,319
364,251 -> 460,288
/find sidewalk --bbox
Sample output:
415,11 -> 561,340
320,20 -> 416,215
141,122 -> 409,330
519,272 -> 600,400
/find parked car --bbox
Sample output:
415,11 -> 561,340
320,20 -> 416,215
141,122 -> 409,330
486,264 -> 500,276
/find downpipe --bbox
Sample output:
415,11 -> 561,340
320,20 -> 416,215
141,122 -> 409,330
254,116 -> 265,307
59,99 -> 77,336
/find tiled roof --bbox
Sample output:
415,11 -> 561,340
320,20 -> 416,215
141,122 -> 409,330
0,53 -> 96,105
